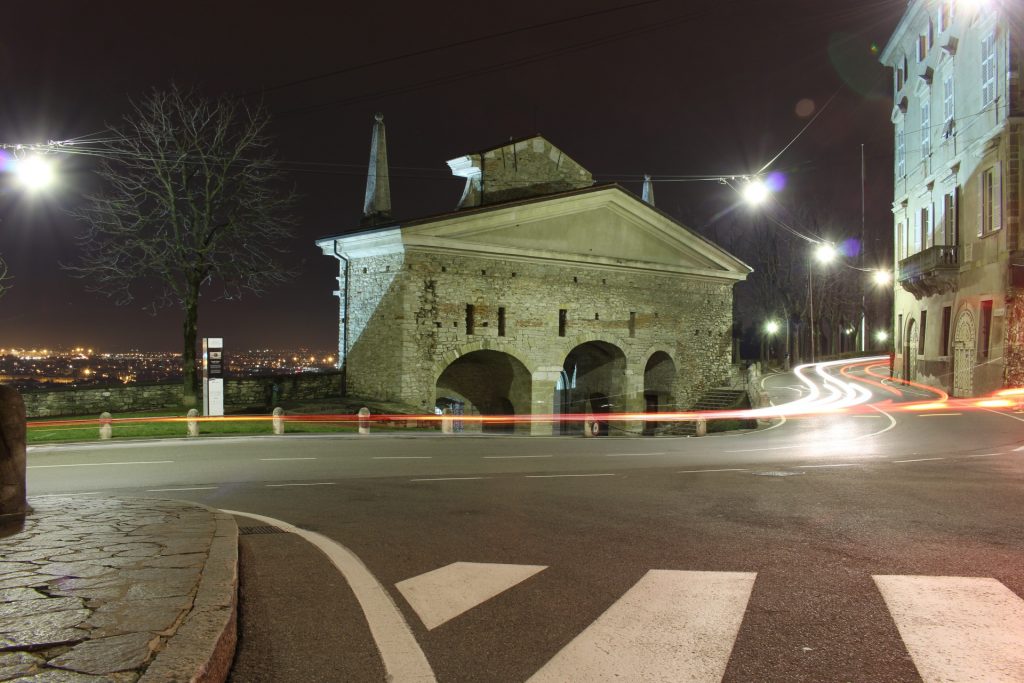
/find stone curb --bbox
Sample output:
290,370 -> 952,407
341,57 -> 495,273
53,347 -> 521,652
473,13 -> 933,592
138,507 -> 238,683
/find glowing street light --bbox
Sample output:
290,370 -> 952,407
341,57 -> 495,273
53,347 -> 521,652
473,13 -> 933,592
764,320 -> 780,335
872,269 -> 892,286
13,155 -> 56,191
814,242 -> 837,263
875,330 -> 889,343
741,178 -> 770,206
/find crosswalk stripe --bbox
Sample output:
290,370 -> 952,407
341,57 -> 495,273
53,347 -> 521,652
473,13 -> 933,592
873,575 -> 1024,682
397,562 -> 547,630
527,570 -> 756,682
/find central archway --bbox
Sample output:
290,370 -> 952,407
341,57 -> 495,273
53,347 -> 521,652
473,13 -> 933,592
952,309 -> 975,397
559,340 -> 627,435
435,350 -> 531,433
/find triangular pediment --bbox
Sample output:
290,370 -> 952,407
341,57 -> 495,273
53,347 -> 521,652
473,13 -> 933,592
401,187 -> 749,280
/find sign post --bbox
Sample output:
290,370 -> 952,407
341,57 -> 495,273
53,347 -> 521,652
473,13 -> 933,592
202,337 -> 225,417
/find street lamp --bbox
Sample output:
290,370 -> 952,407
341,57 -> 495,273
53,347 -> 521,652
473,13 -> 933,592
741,178 -> 770,206
875,330 -> 889,344
13,155 -> 56,191
872,269 -> 892,286
807,242 -> 836,364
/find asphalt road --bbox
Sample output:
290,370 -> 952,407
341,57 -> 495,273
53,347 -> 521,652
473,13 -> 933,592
25,360 -> 1024,682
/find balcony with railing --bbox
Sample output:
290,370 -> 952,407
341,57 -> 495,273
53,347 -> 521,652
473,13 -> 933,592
898,245 -> 959,299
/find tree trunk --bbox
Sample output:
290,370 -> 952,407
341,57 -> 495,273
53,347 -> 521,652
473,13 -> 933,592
182,286 -> 200,408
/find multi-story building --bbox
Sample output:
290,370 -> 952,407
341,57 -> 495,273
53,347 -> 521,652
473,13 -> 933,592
881,0 -> 1022,396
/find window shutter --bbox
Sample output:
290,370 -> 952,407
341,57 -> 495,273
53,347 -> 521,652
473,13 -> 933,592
977,173 -> 985,238
993,163 -> 1002,231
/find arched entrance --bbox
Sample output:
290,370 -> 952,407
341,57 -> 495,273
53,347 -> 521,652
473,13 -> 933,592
952,309 -> 976,397
643,351 -> 676,435
904,318 -> 918,382
559,341 -> 627,435
435,350 -> 531,433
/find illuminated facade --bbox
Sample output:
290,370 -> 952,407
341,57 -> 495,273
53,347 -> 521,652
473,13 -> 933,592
317,119 -> 750,434
880,0 -> 1024,396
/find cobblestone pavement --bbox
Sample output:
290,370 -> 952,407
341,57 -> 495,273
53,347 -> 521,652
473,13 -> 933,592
0,498 -> 237,682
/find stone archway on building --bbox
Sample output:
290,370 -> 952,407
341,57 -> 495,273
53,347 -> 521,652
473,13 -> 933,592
952,308 -> 976,398
559,340 -> 627,436
435,350 -> 532,434
904,318 -> 918,382
643,350 -> 677,436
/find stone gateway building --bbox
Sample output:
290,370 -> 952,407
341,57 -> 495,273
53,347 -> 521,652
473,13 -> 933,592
317,118 -> 750,434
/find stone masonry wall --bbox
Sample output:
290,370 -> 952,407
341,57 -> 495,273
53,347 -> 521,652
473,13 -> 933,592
345,248 -> 734,414
20,372 -> 342,418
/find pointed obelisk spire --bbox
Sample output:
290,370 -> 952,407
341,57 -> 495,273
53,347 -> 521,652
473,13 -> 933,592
641,174 -> 655,206
362,113 -> 392,226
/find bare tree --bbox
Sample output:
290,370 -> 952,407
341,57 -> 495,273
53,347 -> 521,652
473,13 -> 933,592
0,255 -> 9,299
68,86 -> 297,407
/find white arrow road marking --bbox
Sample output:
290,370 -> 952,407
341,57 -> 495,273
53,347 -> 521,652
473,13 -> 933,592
527,570 -> 756,682
873,575 -> 1024,683
396,562 -> 547,631
223,509 -> 436,682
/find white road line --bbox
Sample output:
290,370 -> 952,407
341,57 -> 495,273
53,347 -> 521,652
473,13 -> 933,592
483,455 -> 552,459
874,575 -> 1024,683
605,452 -> 666,457
678,468 -> 748,473
525,473 -> 615,478
410,477 -> 489,482
796,463 -> 857,468
265,482 -> 337,487
372,456 -> 433,460
397,562 -> 547,630
984,408 -> 1024,424
893,457 -> 944,463
726,445 -> 794,453
27,460 -> 174,469
223,509 -> 435,682
527,570 -> 756,682
964,453 -> 1002,458
146,486 -> 218,492
259,457 -> 316,461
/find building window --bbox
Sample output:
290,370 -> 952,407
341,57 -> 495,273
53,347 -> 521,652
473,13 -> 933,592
979,300 -> 993,359
920,100 -> 931,159
465,304 -> 475,335
980,166 -> 1001,235
498,307 -> 506,337
942,71 -> 954,128
916,206 -> 928,253
941,306 -> 952,356
896,222 -> 905,260
896,127 -> 906,179
938,0 -> 953,33
896,57 -> 907,92
919,310 -> 927,355
918,32 -> 928,62
943,190 -> 958,245
628,311 -> 636,338
558,309 -> 567,337
897,313 -> 904,349
981,31 -> 996,106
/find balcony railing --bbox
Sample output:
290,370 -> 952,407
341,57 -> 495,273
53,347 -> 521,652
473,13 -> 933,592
898,245 -> 959,299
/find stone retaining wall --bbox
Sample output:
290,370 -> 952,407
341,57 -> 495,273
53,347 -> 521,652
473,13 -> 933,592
20,372 -> 342,418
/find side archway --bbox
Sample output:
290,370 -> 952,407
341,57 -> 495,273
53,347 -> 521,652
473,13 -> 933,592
435,350 -> 532,433
559,340 -> 627,435
643,351 -> 677,435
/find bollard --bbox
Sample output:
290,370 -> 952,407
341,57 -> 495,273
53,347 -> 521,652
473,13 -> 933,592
187,409 -> 200,437
441,408 -> 453,434
694,418 -> 707,437
0,385 -> 29,529
99,412 -> 112,440
358,407 -> 371,435
272,407 -> 284,435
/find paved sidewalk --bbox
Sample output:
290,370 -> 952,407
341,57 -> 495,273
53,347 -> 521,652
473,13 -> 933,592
0,497 -> 237,682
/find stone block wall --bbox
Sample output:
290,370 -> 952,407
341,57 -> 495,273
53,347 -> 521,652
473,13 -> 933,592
19,372 -> 342,418
344,248 -> 734,414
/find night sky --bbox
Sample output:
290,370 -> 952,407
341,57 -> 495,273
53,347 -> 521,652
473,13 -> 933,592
0,0 -> 904,352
